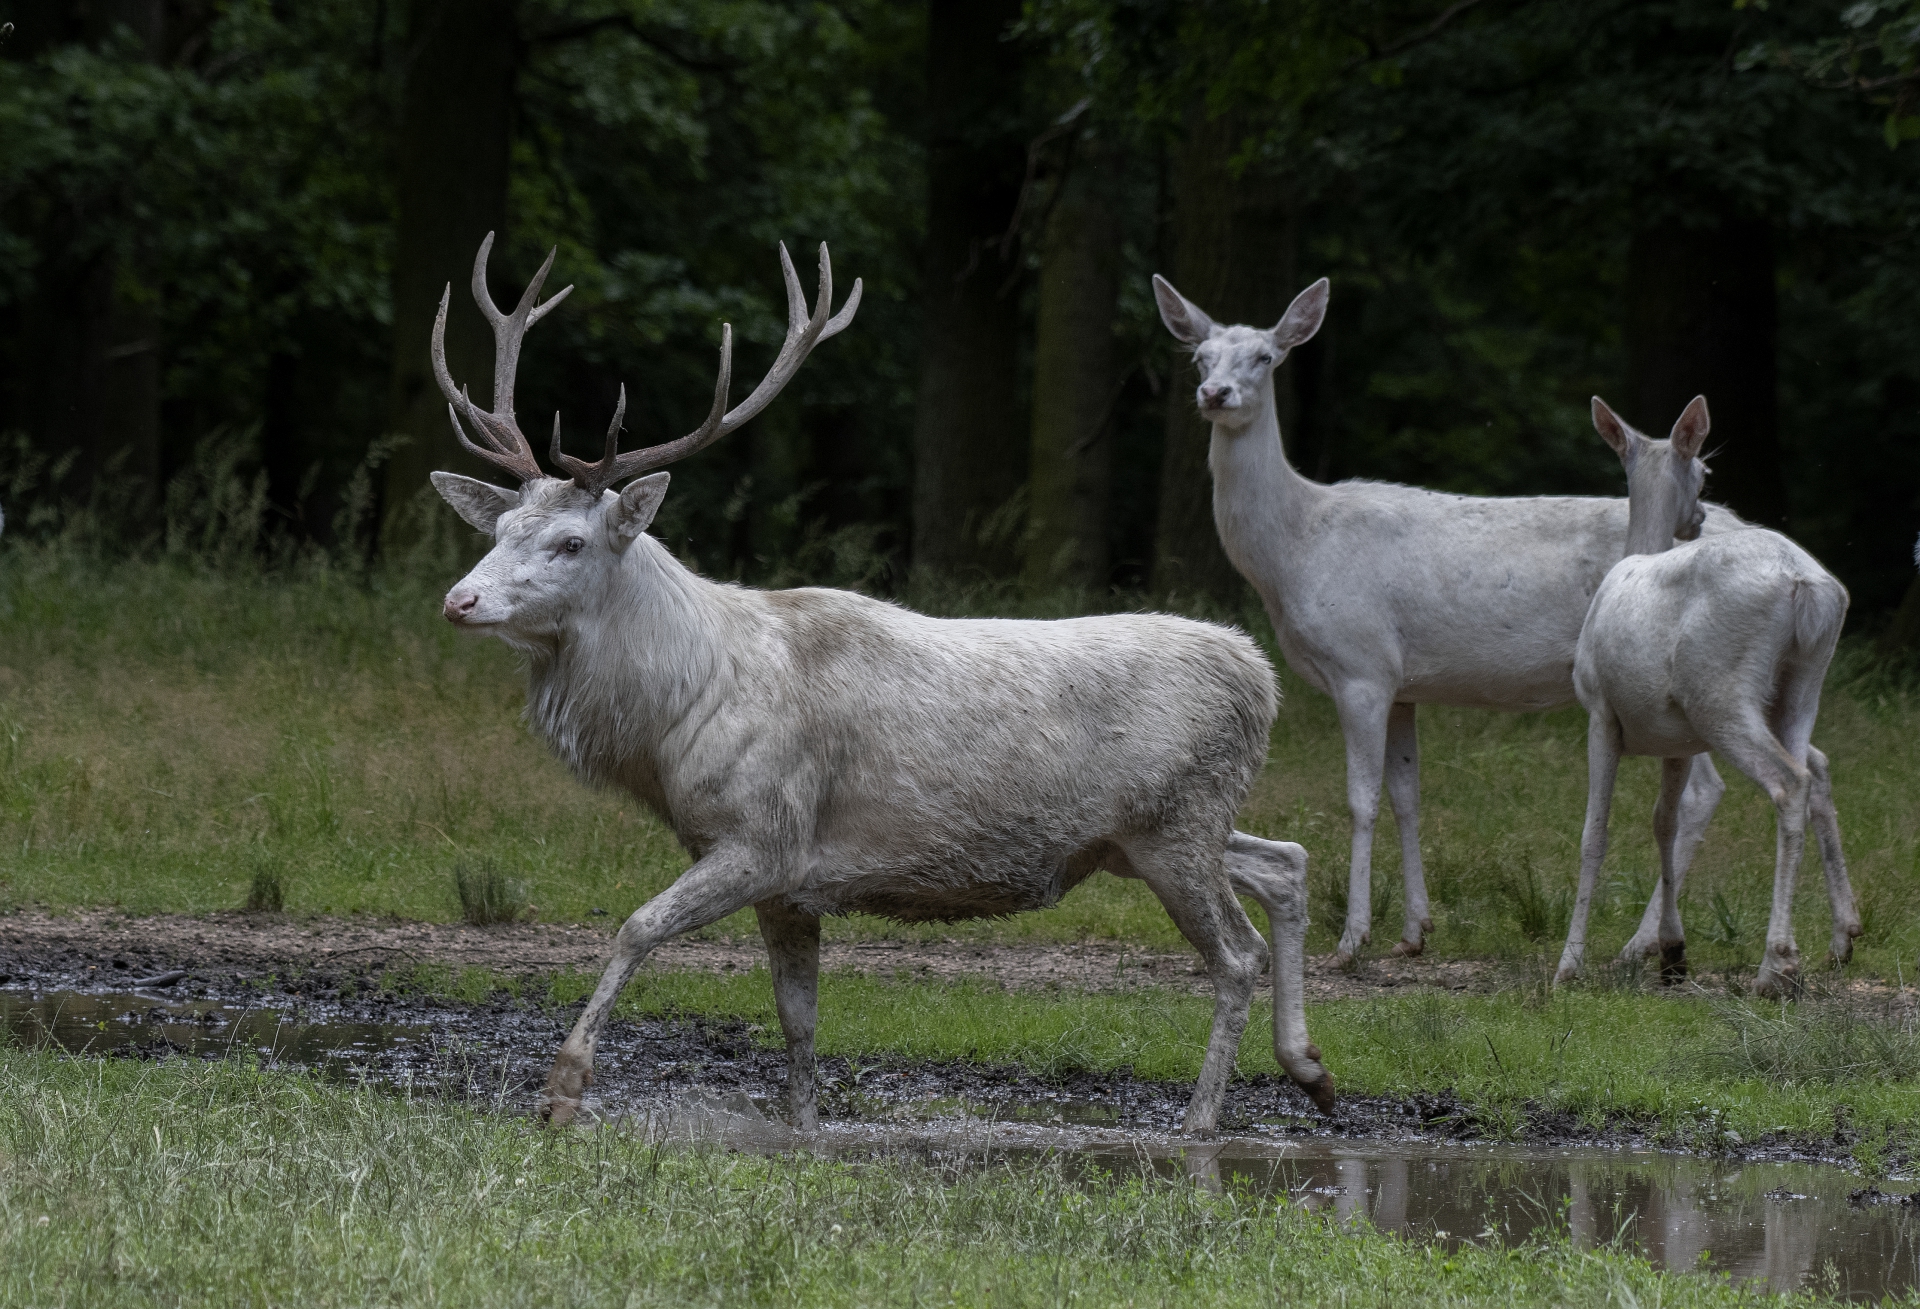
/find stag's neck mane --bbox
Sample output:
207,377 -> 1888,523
524,533 -> 740,800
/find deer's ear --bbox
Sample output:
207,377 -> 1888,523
1271,278 -> 1329,350
432,472 -> 520,536
605,472 -> 670,553
1590,396 -> 1640,464
1153,275 -> 1218,345
1669,395 -> 1710,460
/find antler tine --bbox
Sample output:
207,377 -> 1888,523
555,242 -> 858,493
549,385 -> 634,492
430,233 -> 572,484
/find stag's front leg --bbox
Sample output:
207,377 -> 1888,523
1332,684 -> 1393,968
1383,702 -> 1432,955
1225,832 -> 1335,1113
754,899 -> 821,1131
544,848 -> 768,1124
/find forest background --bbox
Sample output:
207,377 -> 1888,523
2,0 -> 1919,638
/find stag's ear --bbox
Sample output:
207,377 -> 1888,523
1669,395 -> 1710,460
1271,278 -> 1329,350
605,472 -> 670,553
1590,396 -> 1641,464
1153,275 -> 1218,344
432,472 -> 520,536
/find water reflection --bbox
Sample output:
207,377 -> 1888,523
1077,1141 -> 1917,1300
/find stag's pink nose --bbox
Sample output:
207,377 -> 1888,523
444,590 -> 479,622
1199,384 -> 1230,409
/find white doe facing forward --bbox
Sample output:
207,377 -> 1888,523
428,235 -> 1335,1135
1151,276 -> 1856,970
1556,396 -> 1856,997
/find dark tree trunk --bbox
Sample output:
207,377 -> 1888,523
1023,143 -> 1120,592
4,1 -> 165,510
1625,217 -> 1787,530
381,0 -> 516,542
1151,108 -> 1296,606
908,0 -> 1026,585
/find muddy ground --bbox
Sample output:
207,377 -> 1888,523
0,908 -> 1491,998
0,909 -> 1870,1169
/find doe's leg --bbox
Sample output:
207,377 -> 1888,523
1332,683 -> 1393,968
1649,756 -> 1692,982
1623,753 -> 1723,960
1383,701 -> 1433,956
1126,833 -> 1267,1136
1556,711 -> 1622,985
755,899 -> 822,1131
1806,746 -> 1862,964
1714,728 -> 1812,1000
1225,831 -> 1335,1114
543,848 -> 771,1124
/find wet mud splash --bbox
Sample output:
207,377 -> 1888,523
3,980 -> 1915,1301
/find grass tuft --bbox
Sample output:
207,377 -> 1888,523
1685,994 -> 1920,1086
245,861 -> 286,913
454,861 -> 531,926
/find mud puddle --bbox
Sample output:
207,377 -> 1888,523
4,979 -> 1914,1299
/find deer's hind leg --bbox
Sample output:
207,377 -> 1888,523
1384,701 -> 1433,956
1122,832 -> 1268,1136
1226,832 -> 1335,1113
1623,753 -> 1723,961
755,900 -> 822,1131
1807,746 -> 1862,964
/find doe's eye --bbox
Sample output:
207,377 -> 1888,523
563,537 -> 584,555
1256,353 -> 1274,366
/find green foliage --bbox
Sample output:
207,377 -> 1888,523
454,861 -> 532,927
245,861 -> 286,914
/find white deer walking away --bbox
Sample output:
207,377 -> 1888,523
1555,397 -> 1855,996
1151,276 -> 1854,967
429,235 -> 1335,1133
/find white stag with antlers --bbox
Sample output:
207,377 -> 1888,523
1152,276 -> 1856,969
428,236 -> 1335,1132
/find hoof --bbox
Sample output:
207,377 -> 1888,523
1305,1043 -> 1322,1061
1659,943 -> 1688,985
1420,917 -> 1434,935
1552,965 -> 1577,987
1331,951 -> 1359,972
1389,938 -> 1423,958
1618,933 -> 1658,963
539,1094 -> 582,1126
1754,962 -> 1803,1000
1298,1071 -> 1337,1116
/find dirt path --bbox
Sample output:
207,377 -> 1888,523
0,908 -> 1492,1000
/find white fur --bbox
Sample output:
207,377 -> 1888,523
1555,399 -> 1858,996
436,473 -> 1336,1132
1152,276 -> 1851,967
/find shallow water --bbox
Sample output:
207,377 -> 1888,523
5,984 -> 1915,1300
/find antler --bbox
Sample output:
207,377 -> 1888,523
551,242 -> 862,495
432,232 -> 573,484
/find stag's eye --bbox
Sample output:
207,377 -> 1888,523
563,537 -> 584,555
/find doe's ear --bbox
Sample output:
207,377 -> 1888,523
1153,275 -> 1218,345
1590,396 -> 1640,463
1271,277 -> 1330,350
605,472 -> 671,553
1669,394 -> 1710,460
431,472 -> 520,536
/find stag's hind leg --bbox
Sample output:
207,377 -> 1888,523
755,899 -> 821,1131
1225,832 -> 1335,1113
1123,833 -> 1267,1136
544,847 -> 774,1124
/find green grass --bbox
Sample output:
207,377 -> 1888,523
4,545 -> 1917,981
0,1048 -> 1829,1308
